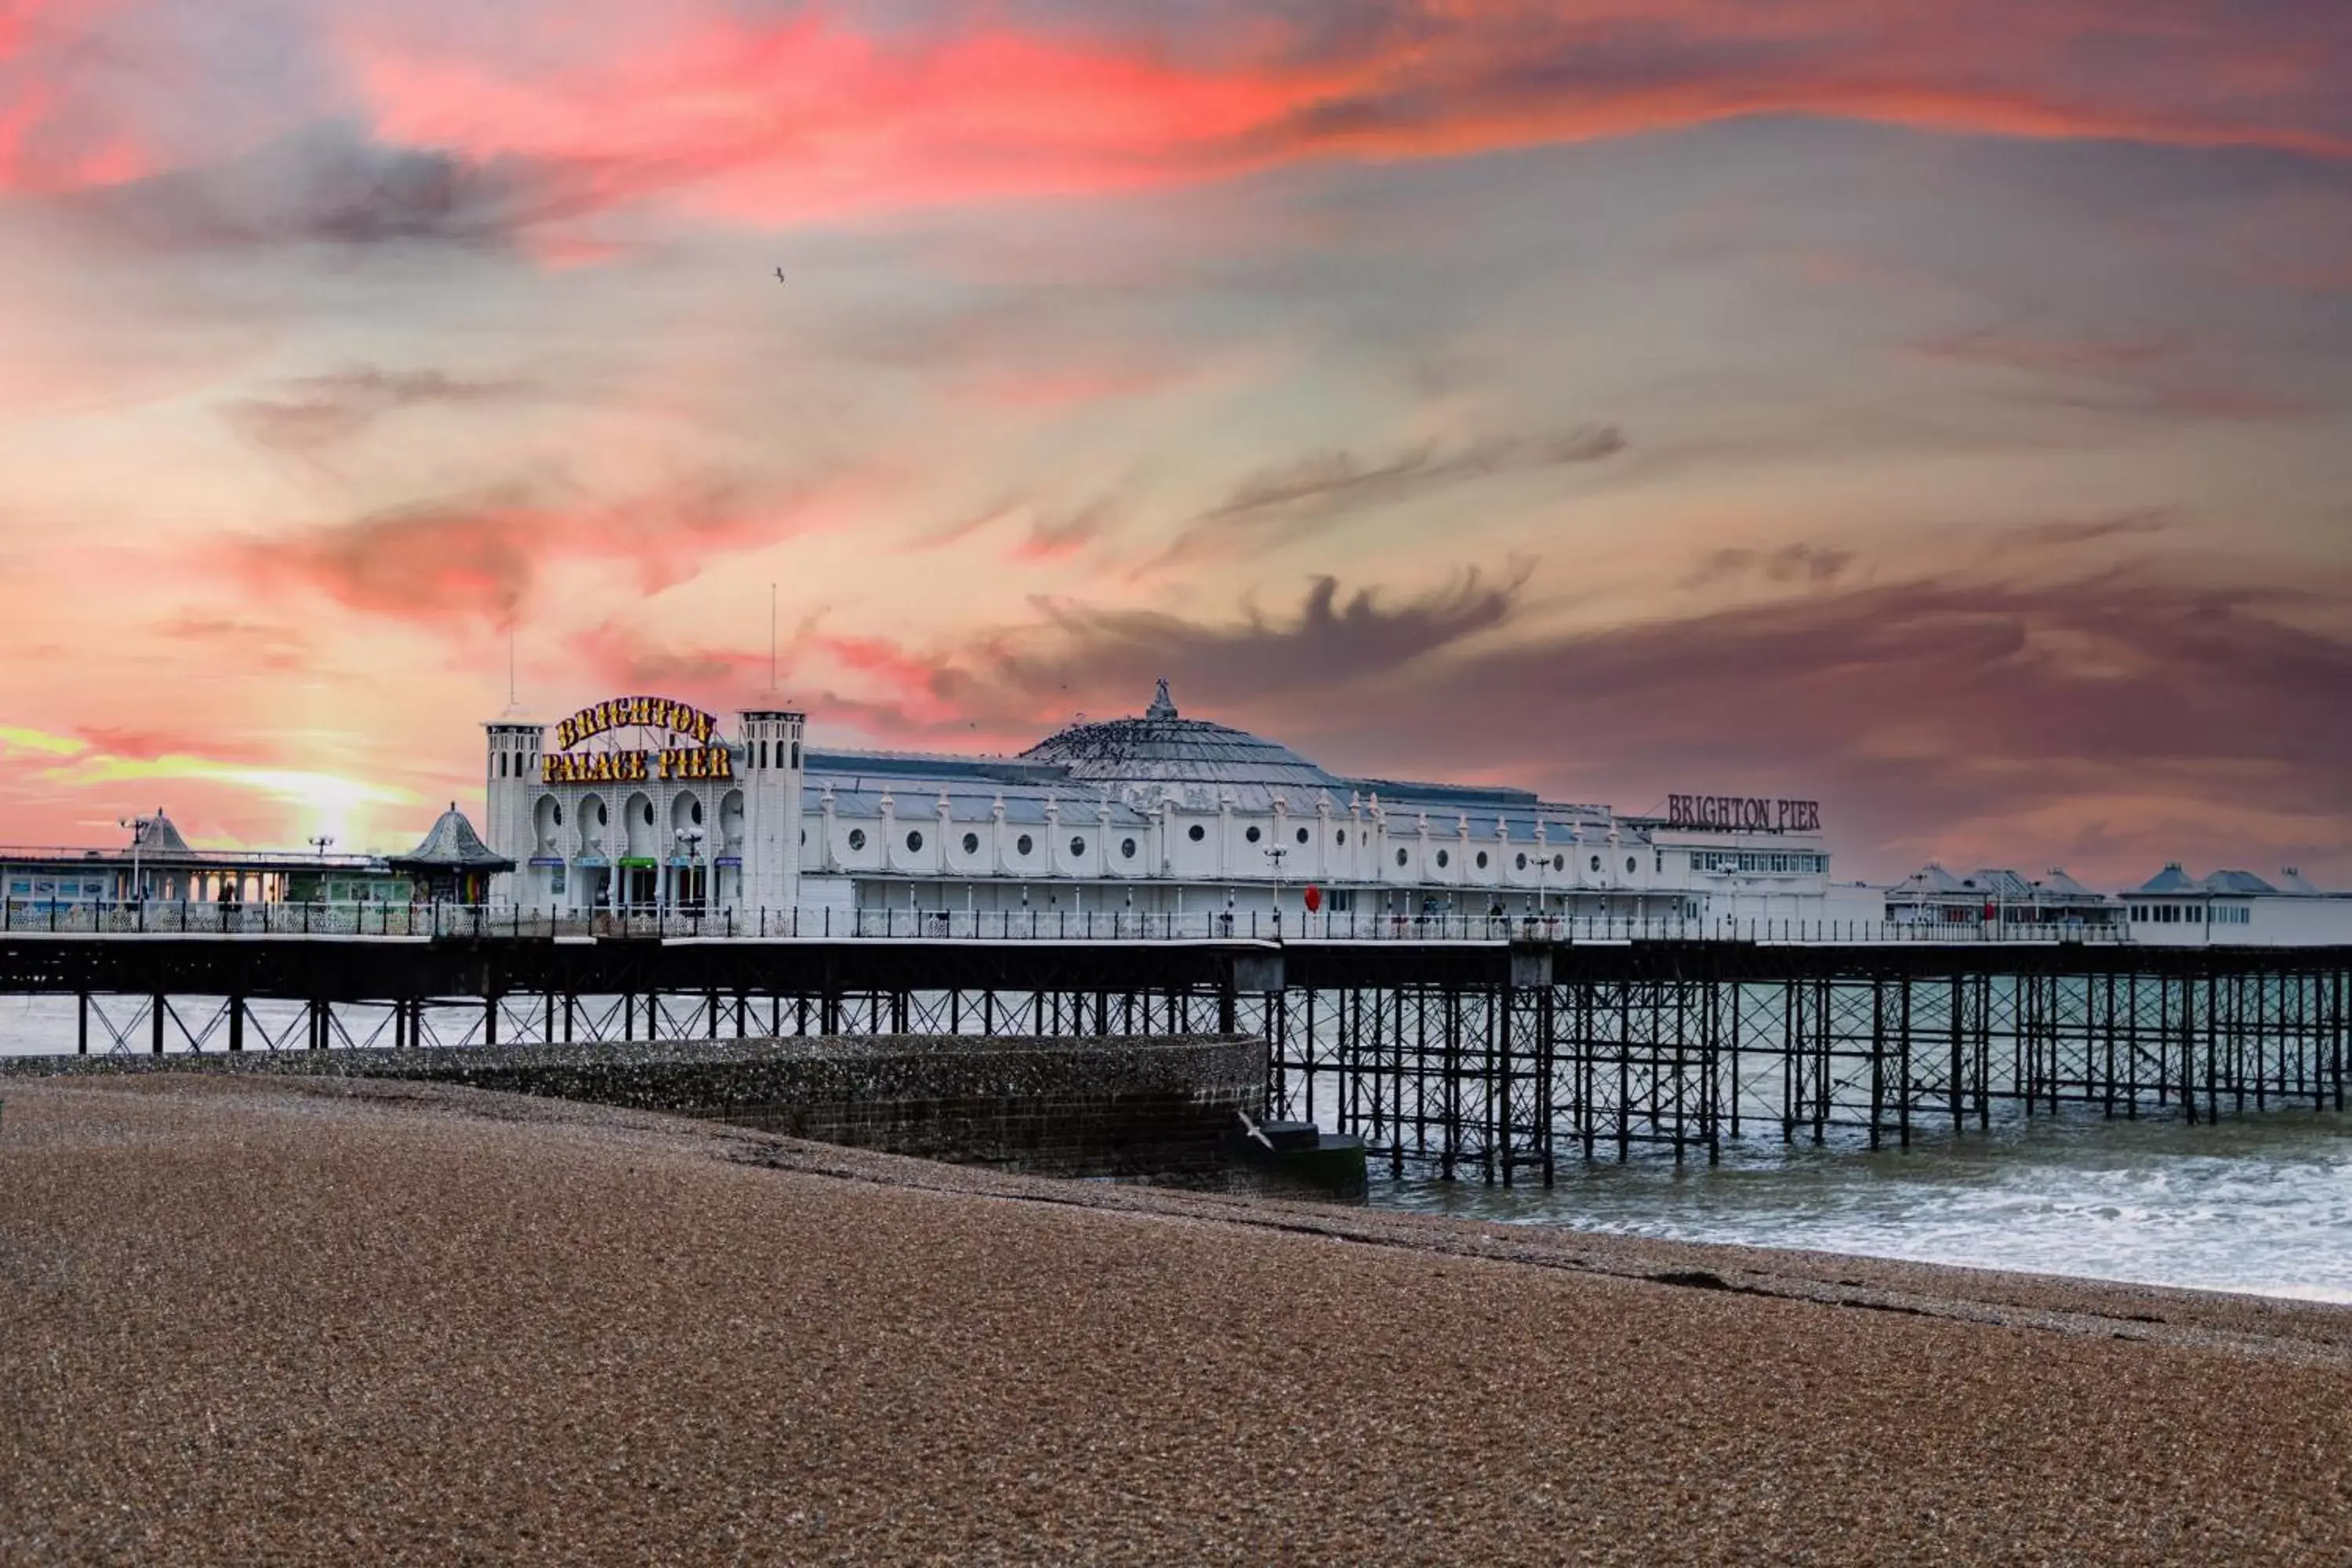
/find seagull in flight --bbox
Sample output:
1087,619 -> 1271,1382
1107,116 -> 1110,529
775,267 -> 786,283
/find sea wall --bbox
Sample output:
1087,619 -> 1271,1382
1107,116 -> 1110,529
4,1034 -> 1266,1181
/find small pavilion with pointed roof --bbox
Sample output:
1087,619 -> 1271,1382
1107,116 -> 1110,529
389,804 -> 514,905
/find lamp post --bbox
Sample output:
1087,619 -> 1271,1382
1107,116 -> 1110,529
118,814 -> 155,906
674,826 -> 705,918
308,834 -> 333,905
1263,844 -> 1288,935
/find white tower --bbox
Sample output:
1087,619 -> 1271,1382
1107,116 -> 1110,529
737,706 -> 806,919
483,717 -> 543,905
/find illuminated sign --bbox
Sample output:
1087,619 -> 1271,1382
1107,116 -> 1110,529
544,695 -> 733,785
1667,794 -> 1820,833
555,695 -> 718,750
541,747 -> 731,783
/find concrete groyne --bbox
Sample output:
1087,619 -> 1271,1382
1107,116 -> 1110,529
4,1033 -> 1265,1181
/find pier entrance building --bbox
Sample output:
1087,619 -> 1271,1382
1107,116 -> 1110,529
482,681 -> 1834,927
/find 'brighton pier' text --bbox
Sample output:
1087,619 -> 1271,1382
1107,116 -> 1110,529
1667,794 -> 1821,833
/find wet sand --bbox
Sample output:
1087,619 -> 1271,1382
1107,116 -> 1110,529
5,1074 -> 2351,1565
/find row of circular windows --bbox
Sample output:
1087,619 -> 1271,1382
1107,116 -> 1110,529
832,827 -> 1642,878
1394,849 -> 1639,873
845,828 -> 1146,860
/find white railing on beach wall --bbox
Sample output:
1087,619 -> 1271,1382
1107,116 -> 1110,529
0,898 -> 2139,946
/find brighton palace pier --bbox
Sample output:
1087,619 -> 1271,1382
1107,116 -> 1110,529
481,682 -> 1831,927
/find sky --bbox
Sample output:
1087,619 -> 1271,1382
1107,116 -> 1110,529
2,0 -> 2350,885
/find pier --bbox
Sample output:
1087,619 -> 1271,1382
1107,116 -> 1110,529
5,925 -> 2345,1180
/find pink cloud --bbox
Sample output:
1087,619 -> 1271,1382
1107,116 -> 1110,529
954,365 -> 1181,411
0,0 -> 162,194
229,477 -> 839,630
321,2 -> 2352,241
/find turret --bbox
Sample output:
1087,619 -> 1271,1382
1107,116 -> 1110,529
483,713 -> 543,904
737,705 -> 805,916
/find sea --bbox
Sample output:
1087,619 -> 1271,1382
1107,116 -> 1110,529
6,991 -> 2348,1305
1380,1107 -> 2352,1304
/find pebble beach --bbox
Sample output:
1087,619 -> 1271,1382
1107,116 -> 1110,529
6,1073 -> 2352,1565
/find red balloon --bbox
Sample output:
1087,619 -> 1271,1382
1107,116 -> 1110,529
1303,884 -> 1323,912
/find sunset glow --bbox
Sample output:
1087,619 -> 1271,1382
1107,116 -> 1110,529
2,0 -> 2348,879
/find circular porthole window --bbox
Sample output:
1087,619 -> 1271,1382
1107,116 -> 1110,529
848,828 -> 866,851
1069,836 -> 1086,857
1627,855 -> 1638,874
1554,854 -> 1565,872
1336,829 -> 1347,845
1245,826 -> 1261,844
1396,848 -> 1409,867
1436,849 -> 1450,869
1515,851 -> 1527,870
906,830 -> 924,852
1295,826 -> 1309,844
1017,833 -> 1034,856
1475,851 -> 1488,869
1590,855 -> 1602,873
1188,824 -> 1206,842
961,832 -> 979,855
1120,837 -> 1137,859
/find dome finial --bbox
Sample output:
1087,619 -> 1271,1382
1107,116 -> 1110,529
1146,677 -> 1177,720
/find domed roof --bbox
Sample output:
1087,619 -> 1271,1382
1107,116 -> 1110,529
1020,680 -> 1346,811
390,803 -> 514,870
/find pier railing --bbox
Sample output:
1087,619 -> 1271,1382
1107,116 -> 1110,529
0,897 -> 2133,946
